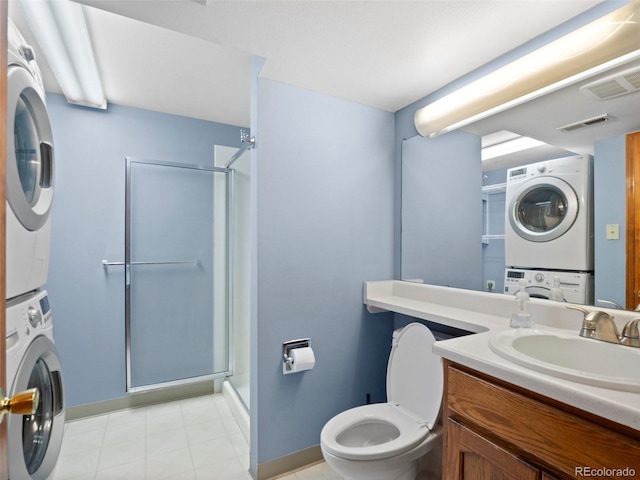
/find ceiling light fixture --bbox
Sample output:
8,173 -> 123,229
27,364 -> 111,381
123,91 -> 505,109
481,135 -> 546,161
19,0 -> 107,109
415,1 -> 640,138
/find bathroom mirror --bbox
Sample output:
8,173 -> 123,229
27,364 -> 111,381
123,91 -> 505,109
401,57 -> 640,310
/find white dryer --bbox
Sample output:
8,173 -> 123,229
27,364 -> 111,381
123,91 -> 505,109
6,19 -> 55,299
505,155 -> 593,271
6,289 -> 65,480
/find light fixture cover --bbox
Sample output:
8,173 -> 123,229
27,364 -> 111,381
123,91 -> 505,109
19,0 -> 107,109
415,1 -> 640,138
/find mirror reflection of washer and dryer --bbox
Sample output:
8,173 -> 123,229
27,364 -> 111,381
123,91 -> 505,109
5,18 -> 65,480
504,155 -> 594,305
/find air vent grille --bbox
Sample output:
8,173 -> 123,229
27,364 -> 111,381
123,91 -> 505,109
626,70 -> 640,89
580,65 -> 640,100
557,115 -> 612,132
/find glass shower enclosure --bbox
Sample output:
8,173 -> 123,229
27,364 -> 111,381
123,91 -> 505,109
124,158 -> 232,392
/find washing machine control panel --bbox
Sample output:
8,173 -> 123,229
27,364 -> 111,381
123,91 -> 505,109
27,306 -> 41,327
6,290 -> 52,343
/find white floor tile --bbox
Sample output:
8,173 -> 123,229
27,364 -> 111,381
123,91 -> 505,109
146,401 -> 182,417
98,438 -> 146,470
58,428 -> 105,456
294,462 -> 343,480
185,419 -> 228,445
146,426 -> 190,456
195,457 -> 251,480
95,459 -> 146,480
182,405 -> 221,426
147,410 -> 185,436
103,419 -> 146,445
189,437 -> 238,468
55,395 -> 336,480
107,407 -> 147,427
146,447 -> 195,479
54,447 -> 101,479
64,416 -> 108,437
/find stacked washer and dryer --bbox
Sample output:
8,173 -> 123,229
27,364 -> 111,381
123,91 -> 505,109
503,155 -> 594,304
5,19 -> 65,480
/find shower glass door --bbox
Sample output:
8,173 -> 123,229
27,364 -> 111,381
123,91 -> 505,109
125,158 -> 231,392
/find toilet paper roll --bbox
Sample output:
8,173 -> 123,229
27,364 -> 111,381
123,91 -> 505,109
290,347 -> 315,372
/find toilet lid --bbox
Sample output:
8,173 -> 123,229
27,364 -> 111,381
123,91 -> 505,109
387,323 -> 443,427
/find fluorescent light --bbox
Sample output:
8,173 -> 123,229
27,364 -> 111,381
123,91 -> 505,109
415,1 -> 640,138
19,0 -> 106,109
481,135 -> 546,161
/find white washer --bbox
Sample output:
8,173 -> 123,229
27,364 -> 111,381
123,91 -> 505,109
6,19 -> 55,299
504,268 -> 594,305
6,289 -> 65,480
505,155 -> 593,271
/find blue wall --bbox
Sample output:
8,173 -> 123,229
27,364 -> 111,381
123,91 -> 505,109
594,135 -> 627,307
46,94 -> 244,407
252,78 -> 395,467
400,131 -> 483,290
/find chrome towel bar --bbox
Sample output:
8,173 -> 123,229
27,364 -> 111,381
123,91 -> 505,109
102,260 -> 198,268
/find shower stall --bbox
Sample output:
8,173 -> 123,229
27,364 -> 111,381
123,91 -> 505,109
114,140 -> 251,412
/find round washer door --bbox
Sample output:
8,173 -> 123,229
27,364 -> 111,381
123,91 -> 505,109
8,335 -> 65,480
387,323 -> 442,427
508,177 -> 578,243
6,65 -> 54,232
524,286 -> 551,300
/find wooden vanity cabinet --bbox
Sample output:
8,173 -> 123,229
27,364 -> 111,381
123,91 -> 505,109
443,360 -> 640,480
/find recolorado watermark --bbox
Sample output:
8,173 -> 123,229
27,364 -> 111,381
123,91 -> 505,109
575,466 -> 637,477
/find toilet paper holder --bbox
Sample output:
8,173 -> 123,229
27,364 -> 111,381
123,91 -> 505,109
282,338 -> 311,374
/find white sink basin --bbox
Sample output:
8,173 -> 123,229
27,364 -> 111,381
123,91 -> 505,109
489,328 -> 640,392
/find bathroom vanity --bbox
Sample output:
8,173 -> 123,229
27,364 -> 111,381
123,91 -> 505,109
444,361 -> 640,479
364,281 -> 640,479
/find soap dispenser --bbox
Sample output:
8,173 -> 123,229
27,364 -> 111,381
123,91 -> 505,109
549,275 -> 564,302
511,280 -> 534,328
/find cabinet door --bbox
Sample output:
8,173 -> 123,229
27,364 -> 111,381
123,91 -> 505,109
445,419 -> 540,480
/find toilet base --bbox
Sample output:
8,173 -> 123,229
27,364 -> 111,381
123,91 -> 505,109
321,427 -> 442,480
325,454 -> 417,480
343,461 -> 416,480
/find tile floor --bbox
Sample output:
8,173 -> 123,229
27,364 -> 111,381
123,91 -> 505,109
53,393 -> 341,480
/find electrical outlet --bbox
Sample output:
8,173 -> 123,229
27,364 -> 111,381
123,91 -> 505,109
486,280 -> 496,292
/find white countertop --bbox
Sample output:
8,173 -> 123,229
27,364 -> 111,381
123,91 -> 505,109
364,280 -> 640,432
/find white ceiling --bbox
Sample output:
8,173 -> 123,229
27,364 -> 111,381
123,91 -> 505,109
10,0 -> 640,168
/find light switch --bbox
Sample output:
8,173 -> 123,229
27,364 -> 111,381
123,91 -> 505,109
606,224 -> 619,240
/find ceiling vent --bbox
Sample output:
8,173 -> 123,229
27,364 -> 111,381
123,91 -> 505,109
557,114 -> 613,132
580,65 -> 640,100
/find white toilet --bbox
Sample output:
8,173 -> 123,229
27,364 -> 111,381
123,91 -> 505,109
320,323 -> 443,480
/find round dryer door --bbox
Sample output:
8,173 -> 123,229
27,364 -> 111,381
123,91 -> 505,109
6,65 -> 54,232
508,177 -> 578,243
8,335 -> 64,480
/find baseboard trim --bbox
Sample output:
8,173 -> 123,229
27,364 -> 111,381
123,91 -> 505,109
65,381 -> 215,421
222,381 -> 250,442
256,445 -> 324,480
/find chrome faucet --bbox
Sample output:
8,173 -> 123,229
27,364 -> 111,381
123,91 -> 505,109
566,306 -> 620,343
566,305 -> 640,348
620,319 -> 640,347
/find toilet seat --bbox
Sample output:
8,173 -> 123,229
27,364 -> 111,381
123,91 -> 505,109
320,403 -> 430,460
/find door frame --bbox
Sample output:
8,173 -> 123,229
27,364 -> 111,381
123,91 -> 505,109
1,2 -> 9,478
626,131 -> 640,309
